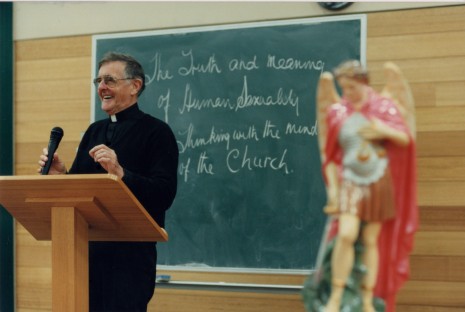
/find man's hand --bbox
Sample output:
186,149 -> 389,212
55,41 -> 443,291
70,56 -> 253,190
89,144 -> 125,178
37,147 -> 67,175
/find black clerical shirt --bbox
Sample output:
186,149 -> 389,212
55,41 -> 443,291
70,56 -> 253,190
69,103 -> 178,227
69,103 -> 179,311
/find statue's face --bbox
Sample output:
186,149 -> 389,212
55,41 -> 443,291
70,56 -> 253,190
337,76 -> 367,105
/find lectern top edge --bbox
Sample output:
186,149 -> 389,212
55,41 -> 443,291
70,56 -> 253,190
0,173 -> 168,242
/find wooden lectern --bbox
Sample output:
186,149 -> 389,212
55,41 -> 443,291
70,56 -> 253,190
0,174 -> 168,311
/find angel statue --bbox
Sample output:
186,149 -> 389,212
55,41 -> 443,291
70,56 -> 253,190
302,60 -> 418,312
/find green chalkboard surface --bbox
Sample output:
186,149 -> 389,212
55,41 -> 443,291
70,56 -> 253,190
92,15 -> 365,270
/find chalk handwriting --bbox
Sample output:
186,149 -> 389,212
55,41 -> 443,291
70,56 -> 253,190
179,83 -> 233,114
236,76 -> 300,116
228,55 -> 259,71
232,125 -> 260,142
163,53 -> 323,182
179,158 -> 191,182
285,120 -> 318,136
226,145 -> 291,174
178,50 -> 222,76
267,55 -> 325,72
145,53 -> 173,85
177,123 -> 231,153
262,120 -> 281,139
197,151 -> 214,175
157,88 -> 171,123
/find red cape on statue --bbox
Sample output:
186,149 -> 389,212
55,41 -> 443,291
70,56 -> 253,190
322,88 -> 418,312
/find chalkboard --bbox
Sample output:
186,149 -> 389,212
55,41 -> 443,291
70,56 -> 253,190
92,15 -> 366,271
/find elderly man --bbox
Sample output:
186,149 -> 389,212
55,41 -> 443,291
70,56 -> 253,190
39,52 -> 179,311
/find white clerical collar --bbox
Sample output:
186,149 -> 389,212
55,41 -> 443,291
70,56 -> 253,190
110,115 -> 117,122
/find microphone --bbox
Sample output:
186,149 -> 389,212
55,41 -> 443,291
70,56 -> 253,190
41,127 -> 64,175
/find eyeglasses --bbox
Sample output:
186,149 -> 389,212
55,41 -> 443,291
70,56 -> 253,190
93,75 -> 133,88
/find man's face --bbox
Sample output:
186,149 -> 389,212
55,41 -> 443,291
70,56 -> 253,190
97,61 -> 137,115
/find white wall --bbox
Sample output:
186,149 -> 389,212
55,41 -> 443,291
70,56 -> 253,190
13,1 -> 463,41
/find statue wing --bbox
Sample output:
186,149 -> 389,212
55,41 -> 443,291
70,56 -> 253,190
381,62 -> 416,139
316,72 -> 341,162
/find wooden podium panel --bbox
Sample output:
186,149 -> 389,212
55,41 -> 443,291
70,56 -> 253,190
0,174 -> 168,311
0,173 -> 168,241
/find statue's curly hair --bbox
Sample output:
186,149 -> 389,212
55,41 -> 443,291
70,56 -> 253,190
334,60 -> 369,85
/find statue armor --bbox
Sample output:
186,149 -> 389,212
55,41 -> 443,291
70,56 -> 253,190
339,112 -> 388,185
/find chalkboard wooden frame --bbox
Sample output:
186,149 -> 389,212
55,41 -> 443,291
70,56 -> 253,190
91,14 -> 366,273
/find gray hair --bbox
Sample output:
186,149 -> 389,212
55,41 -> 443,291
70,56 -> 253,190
98,52 -> 146,96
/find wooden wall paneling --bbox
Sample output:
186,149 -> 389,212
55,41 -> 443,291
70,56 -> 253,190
15,36 -> 92,61
367,31 -> 465,61
409,255 -> 465,282
368,57 -> 465,85
150,289 -> 304,312
15,80 -> 90,108
15,99 -> 89,126
396,305 -> 465,312
16,57 -> 91,81
419,206 -> 465,232
16,226 -> 51,267
416,131 -> 465,157
415,106 -> 465,132
408,83 -> 436,108
418,181 -> 465,207
397,281 -> 465,307
16,266 -> 52,309
367,5 -> 465,37
16,115 -> 88,143
417,157 -> 465,182
16,225 -> 52,310
435,82 -> 465,107
412,231 -> 465,257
